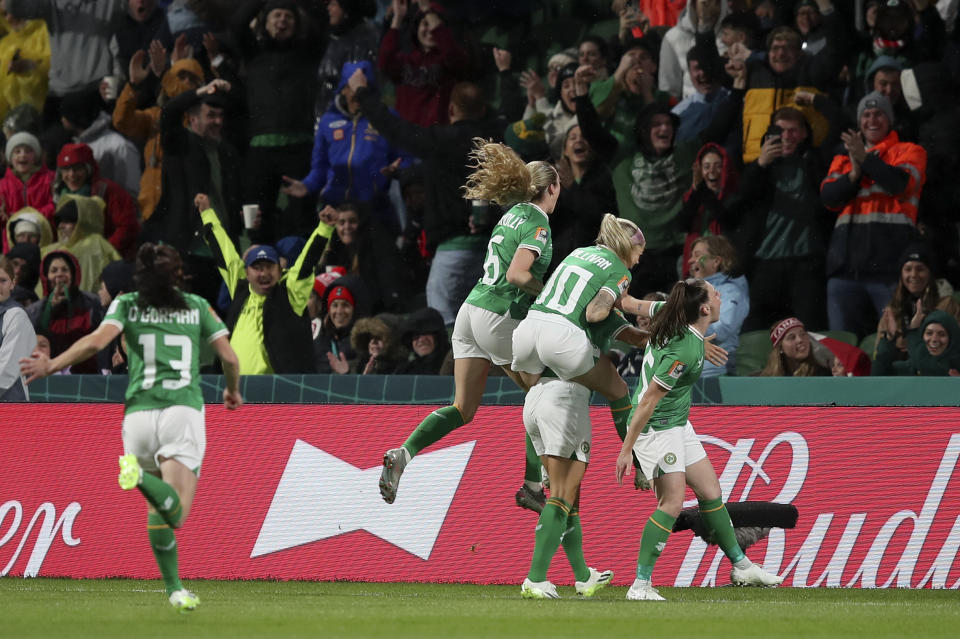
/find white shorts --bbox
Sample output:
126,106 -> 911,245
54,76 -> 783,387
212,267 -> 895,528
512,310 -> 594,380
631,421 -> 707,480
523,378 -> 592,462
451,303 -> 519,365
122,406 -> 206,474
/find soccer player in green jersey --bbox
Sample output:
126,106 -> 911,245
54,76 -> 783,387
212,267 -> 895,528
21,244 -> 242,612
615,279 -> 783,601
379,140 -> 560,508
519,310 -> 640,598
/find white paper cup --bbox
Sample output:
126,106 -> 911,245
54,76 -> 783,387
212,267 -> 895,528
242,204 -> 260,229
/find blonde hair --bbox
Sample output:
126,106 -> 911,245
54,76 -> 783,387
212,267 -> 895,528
595,213 -> 643,266
462,139 -> 557,206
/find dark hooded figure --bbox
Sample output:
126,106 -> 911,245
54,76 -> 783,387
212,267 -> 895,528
874,310 -> 960,376
315,0 -> 379,117
25,250 -> 103,374
351,313 -> 405,375
394,307 -> 450,375
6,241 -> 41,293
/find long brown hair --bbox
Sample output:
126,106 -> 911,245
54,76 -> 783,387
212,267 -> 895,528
135,244 -> 187,310
649,278 -> 709,348
758,321 -> 829,377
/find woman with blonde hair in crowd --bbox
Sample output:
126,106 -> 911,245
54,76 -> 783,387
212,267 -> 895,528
759,317 -> 831,377
378,139 -> 560,508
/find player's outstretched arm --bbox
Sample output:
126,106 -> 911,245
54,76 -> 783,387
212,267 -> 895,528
211,335 -> 242,410
19,323 -> 121,383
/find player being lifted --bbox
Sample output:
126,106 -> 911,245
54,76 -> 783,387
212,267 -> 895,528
379,139 -> 559,508
615,278 -> 783,600
21,244 -> 242,612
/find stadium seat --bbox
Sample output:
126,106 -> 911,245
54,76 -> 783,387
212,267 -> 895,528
818,330 -> 859,346
734,330 -> 773,376
859,332 -> 878,359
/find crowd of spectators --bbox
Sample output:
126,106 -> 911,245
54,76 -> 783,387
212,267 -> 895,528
2,0 -> 960,396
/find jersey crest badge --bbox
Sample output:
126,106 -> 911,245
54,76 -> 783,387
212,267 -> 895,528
667,360 -> 686,379
534,227 -> 548,243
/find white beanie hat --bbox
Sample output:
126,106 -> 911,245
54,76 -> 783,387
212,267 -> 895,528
5,131 -> 42,164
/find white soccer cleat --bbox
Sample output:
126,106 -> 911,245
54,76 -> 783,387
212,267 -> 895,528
626,579 -> 665,601
169,588 -> 200,612
379,448 -> 408,504
575,567 -> 613,597
521,578 -> 560,599
730,563 -> 784,587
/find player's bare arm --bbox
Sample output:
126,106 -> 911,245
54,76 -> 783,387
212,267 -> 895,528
20,323 -> 121,383
585,289 -> 616,323
505,247 -> 543,297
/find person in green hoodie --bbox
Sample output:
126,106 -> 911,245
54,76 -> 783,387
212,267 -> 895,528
873,308 -> 960,376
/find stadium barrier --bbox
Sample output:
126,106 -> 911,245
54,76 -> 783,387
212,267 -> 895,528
2,403 -> 958,588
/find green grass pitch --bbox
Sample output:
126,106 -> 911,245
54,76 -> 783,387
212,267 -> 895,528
3,578 -> 959,638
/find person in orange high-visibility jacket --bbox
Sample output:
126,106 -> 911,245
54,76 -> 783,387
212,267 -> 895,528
820,91 -> 926,338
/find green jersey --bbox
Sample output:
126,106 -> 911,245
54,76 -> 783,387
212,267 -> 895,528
530,245 -> 631,330
586,307 -> 630,353
103,292 -> 229,414
632,301 -> 705,431
464,202 -> 552,319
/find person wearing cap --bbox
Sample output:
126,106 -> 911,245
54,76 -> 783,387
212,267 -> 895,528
281,60 -> 404,234
758,316 -> 831,376
313,279 -> 360,374
315,0 -> 378,116
143,78 -> 240,303
25,249 -> 104,374
229,0 -> 326,244
59,86 -> 141,197
378,0 -> 469,128
876,242 -> 960,357
195,192 -> 338,375
43,195 -> 121,293
53,142 -> 139,259
0,132 -> 55,250
820,89 -> 927,337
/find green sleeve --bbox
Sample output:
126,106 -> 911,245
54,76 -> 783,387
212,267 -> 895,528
651,342 -> 688,390
200,208 -> 245,298
103,296 -> 127,328
588,76 -> 615,108
284,219 -> 334,314
198,298 -> 228,341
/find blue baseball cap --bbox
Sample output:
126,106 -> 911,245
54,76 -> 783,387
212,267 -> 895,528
244,245 -> 279,267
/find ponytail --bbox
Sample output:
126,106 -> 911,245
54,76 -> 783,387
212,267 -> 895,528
649,278 -> 709,348
595,214 -> 644,266
462,138 -> 557,206
135,243 -> 187,310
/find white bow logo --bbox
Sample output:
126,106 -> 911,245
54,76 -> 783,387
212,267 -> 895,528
252,439 -> 476,560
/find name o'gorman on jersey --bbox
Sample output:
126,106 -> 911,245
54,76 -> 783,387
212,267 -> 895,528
127,306 -> 201,325
570,248 -> 612,270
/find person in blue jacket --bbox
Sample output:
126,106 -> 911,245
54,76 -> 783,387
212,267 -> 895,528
282,60 -> 404,233
687,234 -> 749,376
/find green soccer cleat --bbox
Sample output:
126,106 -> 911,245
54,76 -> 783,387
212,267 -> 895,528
169,588 -> 200,612
520,578 -> 559,599
117,454 -> 142,490
575,567 -> 614,597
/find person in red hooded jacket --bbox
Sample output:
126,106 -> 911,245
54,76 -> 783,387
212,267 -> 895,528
25,249 -> 103,374
377,0 -> 469,127
677,141 -> 738,278
52,142 -> 139,259
0,131 -> 55,251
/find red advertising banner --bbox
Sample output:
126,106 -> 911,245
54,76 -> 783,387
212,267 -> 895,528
2,404 -> 959,588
